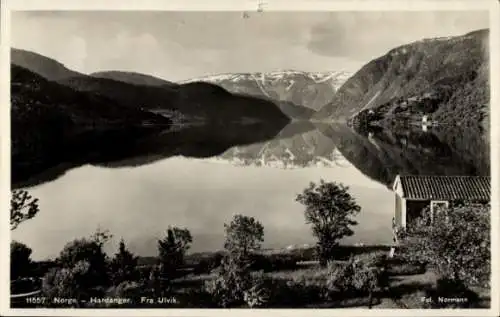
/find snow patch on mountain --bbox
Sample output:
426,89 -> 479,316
180,70 -> 352,91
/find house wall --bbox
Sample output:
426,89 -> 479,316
394,194 -> 402,227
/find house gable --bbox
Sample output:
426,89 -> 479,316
392,175 -> 404,197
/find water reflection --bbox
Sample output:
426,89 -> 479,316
314,124 -> 489,187
213,123 -> 488,188
13,120 -> 489,260
13,120 -> 290,189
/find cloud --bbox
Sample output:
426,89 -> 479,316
306,11 -> 489,60
10,11 -> 490,81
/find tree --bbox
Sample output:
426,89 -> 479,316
55,229 -> 112,292
157,226 -> 193,281
397,203 -> 490,288
110,239 -> 139,286
11,190 -> 39,230
11,241 -> 33,280
296,180 -> 361,266
224,214 -> 264,260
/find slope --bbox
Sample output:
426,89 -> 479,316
11,48 -> 83,81
313,29 -> 489,130
11,64 -> 171,183
90,70 -> 176,87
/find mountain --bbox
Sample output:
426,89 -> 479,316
60,75 -> 291,123
313,29 -> 490,132
90,71 -> 176,87
181,71 -> 351,116
58,75 -> 179,113
11,48 -> 83,81
11,49 -> 316,121
11,64 -> 171,183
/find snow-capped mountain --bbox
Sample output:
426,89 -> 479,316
201,121 -> 350,169
180,70 -> 351,112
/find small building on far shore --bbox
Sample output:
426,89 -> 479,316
392,175 -> 490,229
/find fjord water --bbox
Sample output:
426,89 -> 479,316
12,121 -> 489,260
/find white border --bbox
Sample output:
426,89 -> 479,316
1,0 -> 499,316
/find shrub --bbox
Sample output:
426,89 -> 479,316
326,254 -> 387,307
157,226 -> 192,282
11,241 -> 33,280
243,271 -> 269,308
109,239 -> 139,286
397,204 -> 490,287
103,281 -> 142,307
204,255 -> 253,307
56,231 -> 111,289
42,260 -> 102,305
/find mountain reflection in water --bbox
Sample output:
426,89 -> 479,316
13,120 -> 489,260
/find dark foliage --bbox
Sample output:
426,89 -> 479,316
224,214 -> 264,260
158,227 -> 193,282
109,239 -> 139,286
51,230 -> 112,293
397,204 -> 490,288
11,241 -> 33,280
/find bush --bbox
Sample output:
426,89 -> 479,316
157,226 -> 192,282
56,235 -> 110,289
243,271 -> 270,308
103,281 -> 142,307
203,255 -> 272,308
326,254 -> 387,307
42,260 -> 104,305
41,229 -> 113,302
204,255 -> 253,307
109,239 -> 139,286
397,204 -> 490,287
11,241 -> 33,280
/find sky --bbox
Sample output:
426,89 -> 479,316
11,10 -> 489,82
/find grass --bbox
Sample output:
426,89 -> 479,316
21,244 -> 490,309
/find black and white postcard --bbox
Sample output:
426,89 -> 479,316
1,0 -> 499,316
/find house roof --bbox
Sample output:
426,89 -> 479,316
395,175 -> 491,201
